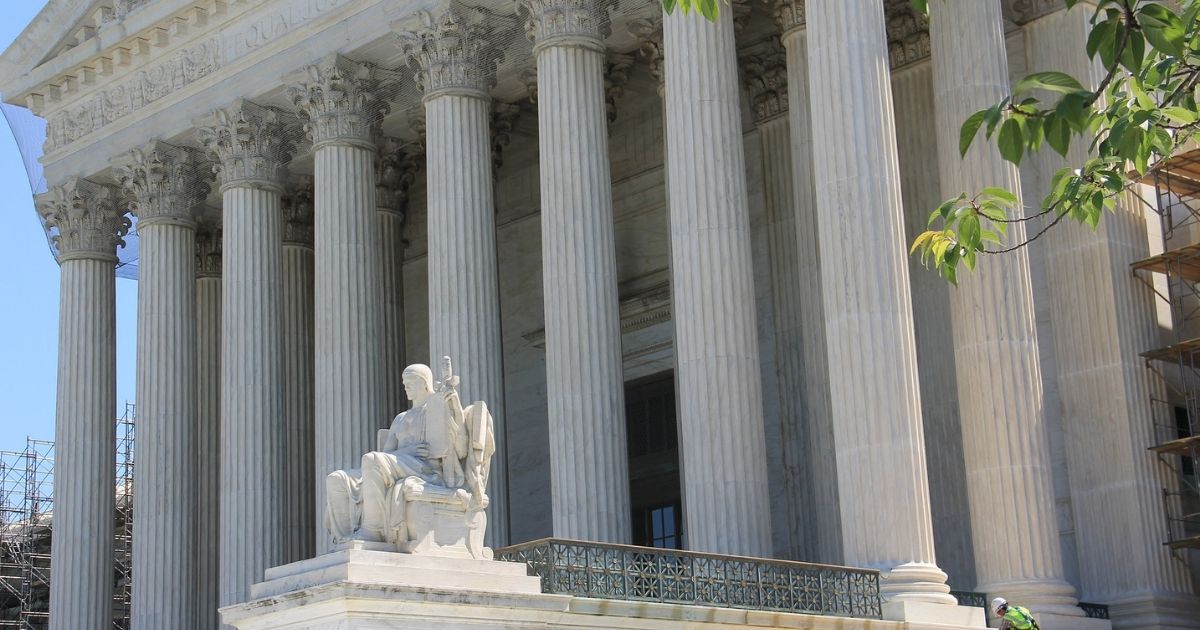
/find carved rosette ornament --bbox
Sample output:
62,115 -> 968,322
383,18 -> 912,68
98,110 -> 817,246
605,53 -> 635,125
518,0 -> 610,52
111,141 -> 213,229
741,41 -> 789,124
885,0 -> 931,69
282,176 -> 315,247
490,102 -> 522,173
287,55 -> 389,151
773,0 -> 805,34
395,8 -> 498,100
195,212 -> 222,278
35,178 -> 130,263
521,67 -> 539,103
195,99 -> 296,192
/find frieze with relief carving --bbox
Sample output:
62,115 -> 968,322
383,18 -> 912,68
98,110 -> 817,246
44,38 -> 221,155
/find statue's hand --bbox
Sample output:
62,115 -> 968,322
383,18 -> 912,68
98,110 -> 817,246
413,441 -> 430,459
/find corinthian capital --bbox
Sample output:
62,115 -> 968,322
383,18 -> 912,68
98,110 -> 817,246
111,141 -> 212,228
394,7 -> 498,99
35,178 -> 130,263
195,99 -> 296,192
282,176 -> 315,247
1009,0 -> 1067,24
886,0 -> 930,69
740,40 -> 788,124
286,55 -> 390,150
773,0 -> 805,34
517,0 -> 610,52
627,18 -> 664,87
195,210 -> 222,278
374,135 -> 408,216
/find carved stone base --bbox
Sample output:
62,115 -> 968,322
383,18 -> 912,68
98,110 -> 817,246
222,546 -> 982,630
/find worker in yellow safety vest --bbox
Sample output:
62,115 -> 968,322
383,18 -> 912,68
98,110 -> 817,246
992,597 -> 1040,630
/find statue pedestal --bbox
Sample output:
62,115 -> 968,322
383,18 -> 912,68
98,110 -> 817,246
220,543 -> 990,630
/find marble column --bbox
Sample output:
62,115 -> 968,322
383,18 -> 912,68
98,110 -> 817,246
889,49 -> 977,589
1018,3 -> 1200,625
112,141 -> 211,629
520,0 -> 631,543
281,179 -> 315,563
375,138 -> 410,417
35,179 -> 126,630
288,55 -> 388,553
805,0 -> 954,605
771,1 -> 843,565
196,99 -> 293,619
396,8 -> 509,546
662,7 -> 771,557
194,217 -> 222,627
740,39 -> 810,563
929,3 -> 1085,617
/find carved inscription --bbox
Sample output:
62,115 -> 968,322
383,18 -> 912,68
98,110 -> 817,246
229,0 -> 354,60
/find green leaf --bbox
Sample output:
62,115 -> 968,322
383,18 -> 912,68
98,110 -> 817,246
959,109 -> 987,157
1046,115 -> 1072,157
663,0 -> 679,14
1014,71 -> 1086,95
998,118 -> 1025,165
1163,106 -> 1198,125
981,187 -> 1018,205
910,0 -> 927,15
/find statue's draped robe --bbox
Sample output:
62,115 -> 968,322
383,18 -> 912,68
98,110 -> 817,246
325,400 -> 441,542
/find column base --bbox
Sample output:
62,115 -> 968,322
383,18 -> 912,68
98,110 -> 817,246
882,600 -> 986,628
882,562 -> 961,605
1106,590 -> 1200,629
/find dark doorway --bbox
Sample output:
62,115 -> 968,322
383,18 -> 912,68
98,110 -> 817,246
625,372 -> 683,548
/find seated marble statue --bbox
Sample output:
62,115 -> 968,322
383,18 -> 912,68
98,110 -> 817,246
324,357 -> 495,559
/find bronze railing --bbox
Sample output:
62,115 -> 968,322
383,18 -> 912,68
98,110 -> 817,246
495,538 -> 883,619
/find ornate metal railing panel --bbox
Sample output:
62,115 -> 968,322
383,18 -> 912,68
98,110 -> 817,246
495,538 -> 882,619
950,590 -> 988,609
1079,601 -> 1110,619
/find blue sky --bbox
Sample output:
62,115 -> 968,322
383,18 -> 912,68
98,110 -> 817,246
0,1 -> 139,452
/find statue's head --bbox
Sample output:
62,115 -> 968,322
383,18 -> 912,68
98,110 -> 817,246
401,364 -> 435,401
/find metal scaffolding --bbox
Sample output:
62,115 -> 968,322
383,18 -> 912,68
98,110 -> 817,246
1134,149 -> 1200,552
0,404 -> 136,629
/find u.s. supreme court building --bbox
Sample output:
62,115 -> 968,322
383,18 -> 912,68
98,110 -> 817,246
2,0 -> 1200,628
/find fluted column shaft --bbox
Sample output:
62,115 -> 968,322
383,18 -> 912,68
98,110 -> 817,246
663,7 -> 771,556
891,60 -> 976,590
195,235 -> 221,628
424,91 -> 509,545
526,0 -> 630,543
1022,4 -> 1200,625
110,141 -> 211,630
779,23 -> 841,565
287,57 -> 388,552
311,143 -> 383,544
930,2 -> 1081,614
805,0 -> 952,603
282,185 -> 315,563
132,219 -> 198,628
219,185 -> 286,615
197,101 -> 291,623
48,252 -> 117,630
377,206 -> 407,416
757,113 -> 810,561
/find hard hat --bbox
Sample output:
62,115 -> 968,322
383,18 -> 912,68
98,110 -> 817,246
991,597 -> 1008,614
